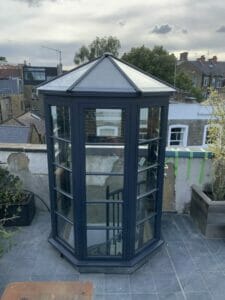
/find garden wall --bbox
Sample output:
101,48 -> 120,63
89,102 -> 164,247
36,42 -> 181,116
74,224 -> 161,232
0,144 -> 212,213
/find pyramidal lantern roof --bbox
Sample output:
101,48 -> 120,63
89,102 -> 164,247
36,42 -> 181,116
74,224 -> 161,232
37,53 -> 175,95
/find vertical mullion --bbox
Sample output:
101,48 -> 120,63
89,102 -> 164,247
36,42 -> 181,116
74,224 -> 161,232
44,100 -> 57,238
125,102 -> 139,259
79,103 -> 88,259
72,100 -> 84,258
155,103 -> 169,239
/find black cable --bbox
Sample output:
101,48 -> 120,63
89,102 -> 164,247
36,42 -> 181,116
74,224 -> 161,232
23,189 -> 50,213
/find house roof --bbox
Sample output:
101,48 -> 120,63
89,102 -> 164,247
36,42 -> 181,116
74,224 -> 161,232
0,64 -> 22,79
37,53 -> 175,95
0,125 -> 30,143
181,60 -> 225,77
17,112 -> 45,136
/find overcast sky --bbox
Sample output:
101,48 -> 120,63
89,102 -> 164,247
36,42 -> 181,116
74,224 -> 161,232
1,0 -> 225,69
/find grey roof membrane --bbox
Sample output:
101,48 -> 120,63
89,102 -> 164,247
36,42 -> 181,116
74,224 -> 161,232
0,125 -> 30,143
37,54 -> 175,94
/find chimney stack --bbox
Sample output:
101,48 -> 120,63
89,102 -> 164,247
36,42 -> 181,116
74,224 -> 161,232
212,56 -> 217,63
197,55 -> 205,62
179,52 -> 188,61
200,55 -> 205,62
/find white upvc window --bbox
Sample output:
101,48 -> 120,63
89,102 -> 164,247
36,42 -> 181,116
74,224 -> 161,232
203,76 -> 209,87
97,126 -> 118,137
203,124 -> 221,146
168,125 -> 188,147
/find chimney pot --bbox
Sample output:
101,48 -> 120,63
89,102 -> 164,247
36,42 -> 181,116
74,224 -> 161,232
179,52 -> 188,61
200,55 -> 205,61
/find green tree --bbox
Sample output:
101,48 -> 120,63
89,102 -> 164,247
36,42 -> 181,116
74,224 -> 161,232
204,90 -> 225,200
122,45 -> 203,101
175,71 -> 203,101
122,45 -> 176,84
74,36 -> 121,65
0,57 -> 7,62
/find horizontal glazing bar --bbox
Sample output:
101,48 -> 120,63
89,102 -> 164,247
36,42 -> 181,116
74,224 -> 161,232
136,213 -> 156,226
137,163 -> 159,174
138,137 -> 161,145
55,211 -> 74,225
53,187 -> 73,199
137,188 -> 158,200
85,144 -> 125,148
52,162 -> 72,172
86,172 -> 124,176
86,200 -> 123,204
50,136 -> 71,143
86,226 -> 123,230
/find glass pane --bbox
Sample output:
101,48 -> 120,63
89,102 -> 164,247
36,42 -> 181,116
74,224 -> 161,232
86,145 -> 124,173
55,167 -> 72,194
87,229 -> 122,256
53,139 -> 72,169
87,203 -> 122,227
57,216 -> 74,248
139,107 -> 161,142
86,175 -> 123,201
135,218 -> 155,251
136,193 -> 156,222
137,167 -> 158,196
51,105 -> 71,140
138,142 -> 159,171
56,192 -> 73,221
85,108 -> 125,144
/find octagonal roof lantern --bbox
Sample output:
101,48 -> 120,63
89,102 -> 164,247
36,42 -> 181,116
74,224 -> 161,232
37,53 -> 175,96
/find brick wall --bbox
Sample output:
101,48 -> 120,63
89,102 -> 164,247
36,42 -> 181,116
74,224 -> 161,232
168,119 -> 208,146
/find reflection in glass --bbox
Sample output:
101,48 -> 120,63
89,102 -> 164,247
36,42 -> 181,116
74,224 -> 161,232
54,139 -> 72,169
86,145 -> 124,174
51,105 -> 71,140
136,193 -> 156,222
57,216 -> 74,248
87,229 -> 122,256
138,142 -> 159,170
137,167 -> 157,196
55,167 -> 72,194
85,109 -> 125,144
87,203 -> 122,227
56,192 -> 73,221
135,218 -> 155,251
139,107 -> 161,142
86,175 -> 123,201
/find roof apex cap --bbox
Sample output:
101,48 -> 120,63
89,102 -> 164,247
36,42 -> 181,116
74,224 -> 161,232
103,52 -> 113,57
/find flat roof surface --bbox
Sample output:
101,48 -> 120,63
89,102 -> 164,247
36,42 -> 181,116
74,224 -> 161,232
0,211 -> 223,299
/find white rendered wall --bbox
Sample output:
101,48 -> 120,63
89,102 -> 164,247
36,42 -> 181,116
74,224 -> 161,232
0,144 -> 212,213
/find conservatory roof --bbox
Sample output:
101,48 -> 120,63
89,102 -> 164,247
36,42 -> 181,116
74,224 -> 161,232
37,53 -> 175,95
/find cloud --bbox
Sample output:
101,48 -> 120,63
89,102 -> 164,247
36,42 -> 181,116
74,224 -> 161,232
13,0 -> 58,7
216,25 -> 225,33
182,29 -> 188,34
152,24 -> 172,34
118,20 -> 126,27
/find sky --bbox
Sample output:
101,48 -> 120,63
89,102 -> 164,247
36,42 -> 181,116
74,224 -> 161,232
1,0 -> 225,69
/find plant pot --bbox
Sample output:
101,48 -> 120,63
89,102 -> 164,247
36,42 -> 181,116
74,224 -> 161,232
0,191 -> 35,226
190,185 -> 225,238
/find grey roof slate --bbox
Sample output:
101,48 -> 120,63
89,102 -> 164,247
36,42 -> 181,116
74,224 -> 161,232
189,61 -> 225,76
17,112 -> 45,137
0,125 -> 30,143
38,53 -> 175,94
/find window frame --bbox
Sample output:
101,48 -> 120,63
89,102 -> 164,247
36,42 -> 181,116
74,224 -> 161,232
202,124 -> 221,147
168,125 -> 188,147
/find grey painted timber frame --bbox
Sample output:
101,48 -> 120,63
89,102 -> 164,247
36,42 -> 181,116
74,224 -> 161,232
40,53 -> 174,272
43,94 -> 169,273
